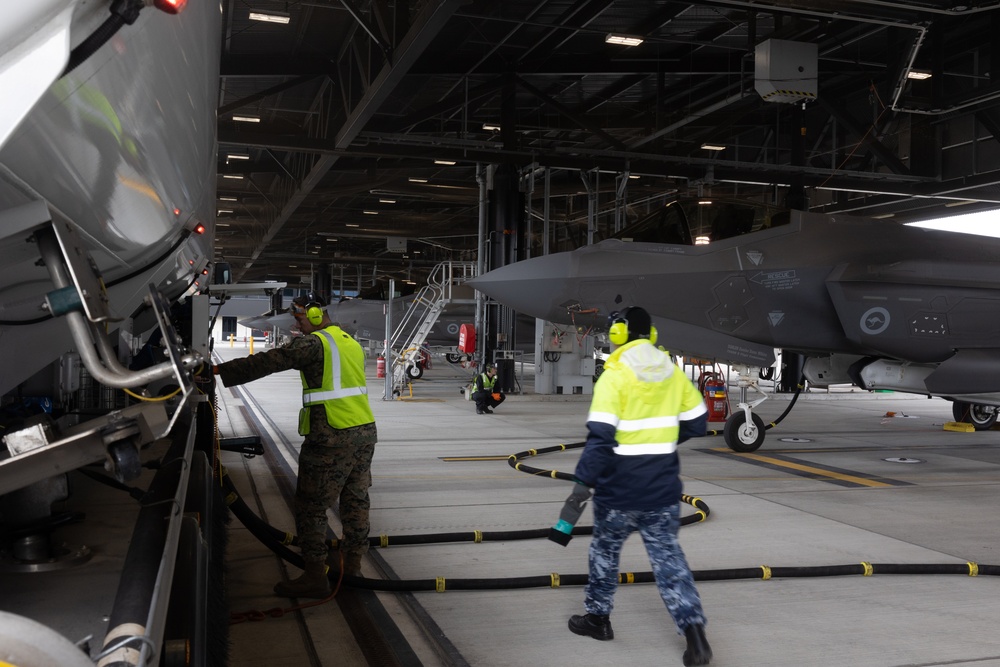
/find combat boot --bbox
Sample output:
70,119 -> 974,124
341,551 -> 363,576
682,624 -> 712,666
273,561 -> 331,598
568,613 -> 614,640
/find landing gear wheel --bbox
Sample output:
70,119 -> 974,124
405,364 -> 423,380
445,353 -> 462,364
951,401 -> 998,430
724,412 -> 767,452
593,359 -> 605,383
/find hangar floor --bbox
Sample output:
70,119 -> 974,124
214,344 -> 1000,667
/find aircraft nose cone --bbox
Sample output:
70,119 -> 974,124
468,253 -> 576,321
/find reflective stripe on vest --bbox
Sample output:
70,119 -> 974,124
300,327 -> 373,430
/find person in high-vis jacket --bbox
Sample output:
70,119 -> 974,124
564,306 -> 712,666
471,364 -> 506,414
213,293 -> 377,598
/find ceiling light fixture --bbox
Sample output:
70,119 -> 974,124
605,34 -> 643,46
698,200 -> 713,205
408,177 -> 428,183
945,200 -> 976,207
217,209 -> 233,214
434,159 -> 456,165
907,70 -> 932,80
694,235 -> 711,245
249,11 -> 290,24
346,223 -> 360,227
363,210 -> 378,215
482,123 -> 501,132
628,174 -> 640,179
379,198 -> 396,204
222,174 -> 244,180
226,153 -> 250,160
232,115 -> 260,123
218,196 -> 237,201
871,213 -> 895,219
700,143 -> 726,151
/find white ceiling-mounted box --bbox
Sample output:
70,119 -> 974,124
755,39 -> 818,104
387,236 -> 407,253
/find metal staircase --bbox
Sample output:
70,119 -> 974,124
391,261 -> 477,390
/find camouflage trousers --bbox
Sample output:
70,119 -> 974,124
585,502 -> 707,632
295,422 -> 377,562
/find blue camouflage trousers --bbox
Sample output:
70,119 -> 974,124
585,502 -> 707,633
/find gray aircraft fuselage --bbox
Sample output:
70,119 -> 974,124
470,209 -> 1000,398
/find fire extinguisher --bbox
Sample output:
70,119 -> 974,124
376,356 -> 386,378
699,372 -> 729,422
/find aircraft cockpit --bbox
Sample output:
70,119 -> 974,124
609,198 -> 790,245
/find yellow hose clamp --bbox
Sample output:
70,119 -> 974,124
435,577 -> 446,593
380,534 -> 390,548
282,532 -> 294,545
224,492 -> 237,506
760,565 -> 772,580
860,562 -> 873,576
695,510 -> 707,522
559,443 -> 566,451
473,530 -> 483,543
529,448 -> 537,456
968,562 -> 979,576
550,470 -> 558,479
619,572 -> 634,584
550,573 -> 560,588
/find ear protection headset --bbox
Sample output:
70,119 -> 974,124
607,310 -> 658,346
291,292 -> 325,326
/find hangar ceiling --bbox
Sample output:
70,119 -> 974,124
216,0 -> 1000,290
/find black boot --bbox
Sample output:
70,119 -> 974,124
568,613 -> 614,641
683,624 -> 712,666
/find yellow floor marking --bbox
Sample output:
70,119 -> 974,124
725,450 -> 894,488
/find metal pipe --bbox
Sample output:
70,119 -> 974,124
36,228 -> 199,389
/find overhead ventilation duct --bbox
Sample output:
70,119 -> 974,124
754,39 -> 818,104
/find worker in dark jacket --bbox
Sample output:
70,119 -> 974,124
213,293 -> 377,597
564,306 -> 712,666
471,364 -> 505,414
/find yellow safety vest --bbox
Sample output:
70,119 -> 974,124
299,326 -> 374,434
587,339 -> 706,455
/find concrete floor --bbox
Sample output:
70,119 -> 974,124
216,343 -> 1000,667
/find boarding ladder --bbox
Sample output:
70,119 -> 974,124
391,261 -> 477,390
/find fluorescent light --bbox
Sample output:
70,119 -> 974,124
249,11 -> 289,24
694,235 -> 711,245
434,159 -> 456,165
289,265 -> 297,268
698,200 -> 713,205
226,153 -> 250,160
326,237 -> 338,241
482,123 -> 501,132
872,213 -> 895,219
945,200 -> 976,207
217,223 -> 231,227
363,210 -> 378,215
408,177 -> 428,183
701,143 -> 726,151
379,198 -> 396,204
907,70 -> 932,80
605,34 -> 643,46
217,209 -> 233,214
345,224 -> 360,227
232,115 -> 260,123
628,174 -> 640,179
219,196 -> 237,201
222,174 -> 244,180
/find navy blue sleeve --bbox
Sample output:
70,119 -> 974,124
677,413 -> 708,444
574,421 -> 617,487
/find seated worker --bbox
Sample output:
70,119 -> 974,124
472,364 -> 506,415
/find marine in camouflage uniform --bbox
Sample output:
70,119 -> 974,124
565,306 -> 712,666
214,293 -> 376,598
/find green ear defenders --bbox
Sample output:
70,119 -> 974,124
291,292 -> 325,326
607,310 -> 658,346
